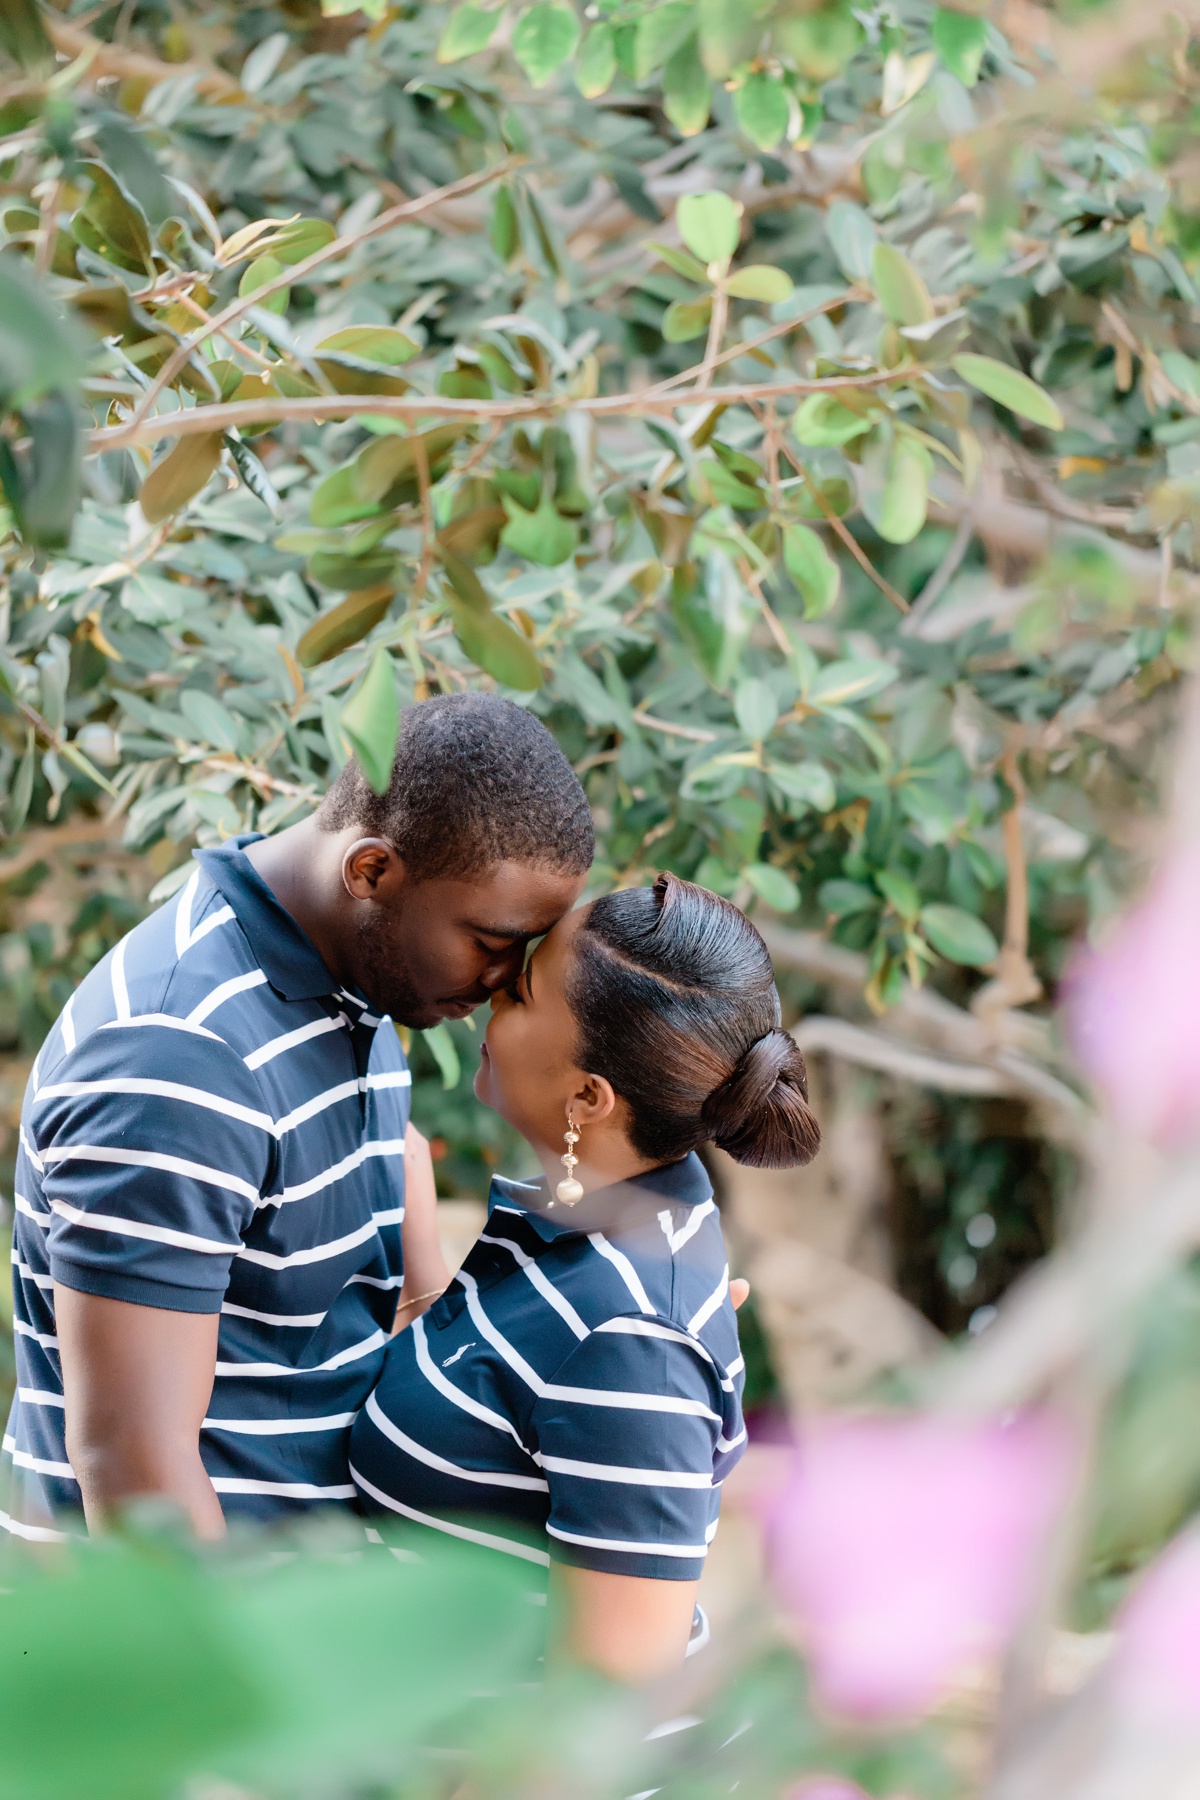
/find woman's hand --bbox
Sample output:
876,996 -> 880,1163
393,1121 -> 450,1333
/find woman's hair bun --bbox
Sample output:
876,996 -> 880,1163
701,1028 -> 821,1169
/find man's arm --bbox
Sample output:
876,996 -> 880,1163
55,1285 -> 225,1539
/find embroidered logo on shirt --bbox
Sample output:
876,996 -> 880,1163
442,1342 -> 475,1367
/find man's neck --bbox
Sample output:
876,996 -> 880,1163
243,817 -> 356,988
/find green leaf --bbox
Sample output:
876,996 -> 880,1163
920,902 -> 999,967
438,2 -> 503,61
308,548 -> 398,590
952,353 -> 1065,430
697,0 -> 759,75
72,162 -> 154,276
734,676 -> 779,741
809,657 -> 898,706
672,553 -> 756,688
179,688 -> 243,753
825,200 -> 878,282
877,867 -> 921,920
782,522 -> 840,618
261,218 -> 337,265
723,264 -> 794,303
776,2 -> 862,78
871,241 -> 934,326
490,183 -> 521,260
744,861 -> 800,912
633,1 -> 695,78
297,585 -> 395,666
792,393 -> 872,446
59,740 -> 118,799
676,193 -> 742,266
512,3 -> 581,85
0,0 -> 53,68
0,255 -> 88,406
5,727 -> 35,833
441,551 -> 544,689
139,434 -> 226,524
449,597 -> 544,689
872,436 -> 932,544
932,7 -> 987,84
765,760 -> 836,812
420,1022 -> 462,1089
340,647 -> 400,795
314,327 -> 419,367
500,494 -> 578,564
734,72 -> 790,150
238,254 -> 289,315
820,877 -> 878,918
649,241 -> 710,283
9,393 -> 81,549
662,296 -> 713,342
576,20 -> 617,94
661,35 -> 711,135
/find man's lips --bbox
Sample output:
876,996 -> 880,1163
437,996 -> 485,1018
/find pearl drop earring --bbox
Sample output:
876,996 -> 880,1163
556,1111 -> 584,1206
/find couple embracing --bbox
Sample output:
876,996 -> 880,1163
7,694 -> 819,1679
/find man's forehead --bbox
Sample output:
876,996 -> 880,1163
457,860 -> 585,936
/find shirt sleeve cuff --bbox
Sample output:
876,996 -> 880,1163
548,1542 -> 705,1581
50,1259 -> 225,1315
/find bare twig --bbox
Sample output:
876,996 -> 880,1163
900,512 -> 973,633
90,366 -> 919,454
698,285 -> 729,391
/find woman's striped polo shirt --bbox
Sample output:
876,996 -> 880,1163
349,1155 -> 746,1581
4,835 -> 409,1539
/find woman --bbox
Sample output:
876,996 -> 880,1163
350,875 -> 820,1680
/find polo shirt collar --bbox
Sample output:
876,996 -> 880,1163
489,1151 -> 713,1244
194,835 -> 343,1003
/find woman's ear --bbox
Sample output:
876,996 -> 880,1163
567,1074 -> 617,1127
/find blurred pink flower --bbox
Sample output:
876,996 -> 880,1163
1113,1528 -> 1200,1725
766,1413 -> 1071,1721
1067,844 -> 1200,1144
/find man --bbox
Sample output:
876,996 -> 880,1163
5,693 -> 593,1540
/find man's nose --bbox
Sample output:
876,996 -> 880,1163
479,946 -> 524,991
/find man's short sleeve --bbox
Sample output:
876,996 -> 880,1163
531,1319 -> 728,1581
32,1020 -> 273,1314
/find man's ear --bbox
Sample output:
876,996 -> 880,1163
342,838 -> 406,901
567,1074 -> 617,1128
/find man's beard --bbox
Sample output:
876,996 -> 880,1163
351,905 -> 439,1028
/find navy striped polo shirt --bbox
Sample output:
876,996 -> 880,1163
350,1155 -> 746,1580
4,835 -> 409,1539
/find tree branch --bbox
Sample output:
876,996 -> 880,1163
126,160 -> 525,431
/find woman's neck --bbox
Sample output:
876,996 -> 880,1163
532,1131 -> 661,1199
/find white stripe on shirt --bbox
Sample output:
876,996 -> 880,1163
244,1012 -> 345,1070
350,1462 -> 551,1565
110,935 -> 130,1021
49,1197 -> 240,1256
364,1392 -> 549,1490
687,1267 -> 729,1337
41,1143 -> 259,1204
587,1232 -> 655,1313
187,968 -> 269,1027
174,868 -> 199,957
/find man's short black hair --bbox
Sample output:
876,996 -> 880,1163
318,691 -> 594,881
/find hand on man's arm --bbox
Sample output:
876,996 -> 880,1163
55,1285 -> 225,1539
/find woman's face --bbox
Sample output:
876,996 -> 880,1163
474,905 -> 590,1152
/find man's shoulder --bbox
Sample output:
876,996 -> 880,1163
29,866 -> 262,1095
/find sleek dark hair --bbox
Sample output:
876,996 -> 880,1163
568,874 -> 820,1169
319,691 -> 594,881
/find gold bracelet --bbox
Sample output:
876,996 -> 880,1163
394,1287 -> 445,1313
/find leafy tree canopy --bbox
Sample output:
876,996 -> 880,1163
0,0 -> 1196,1143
